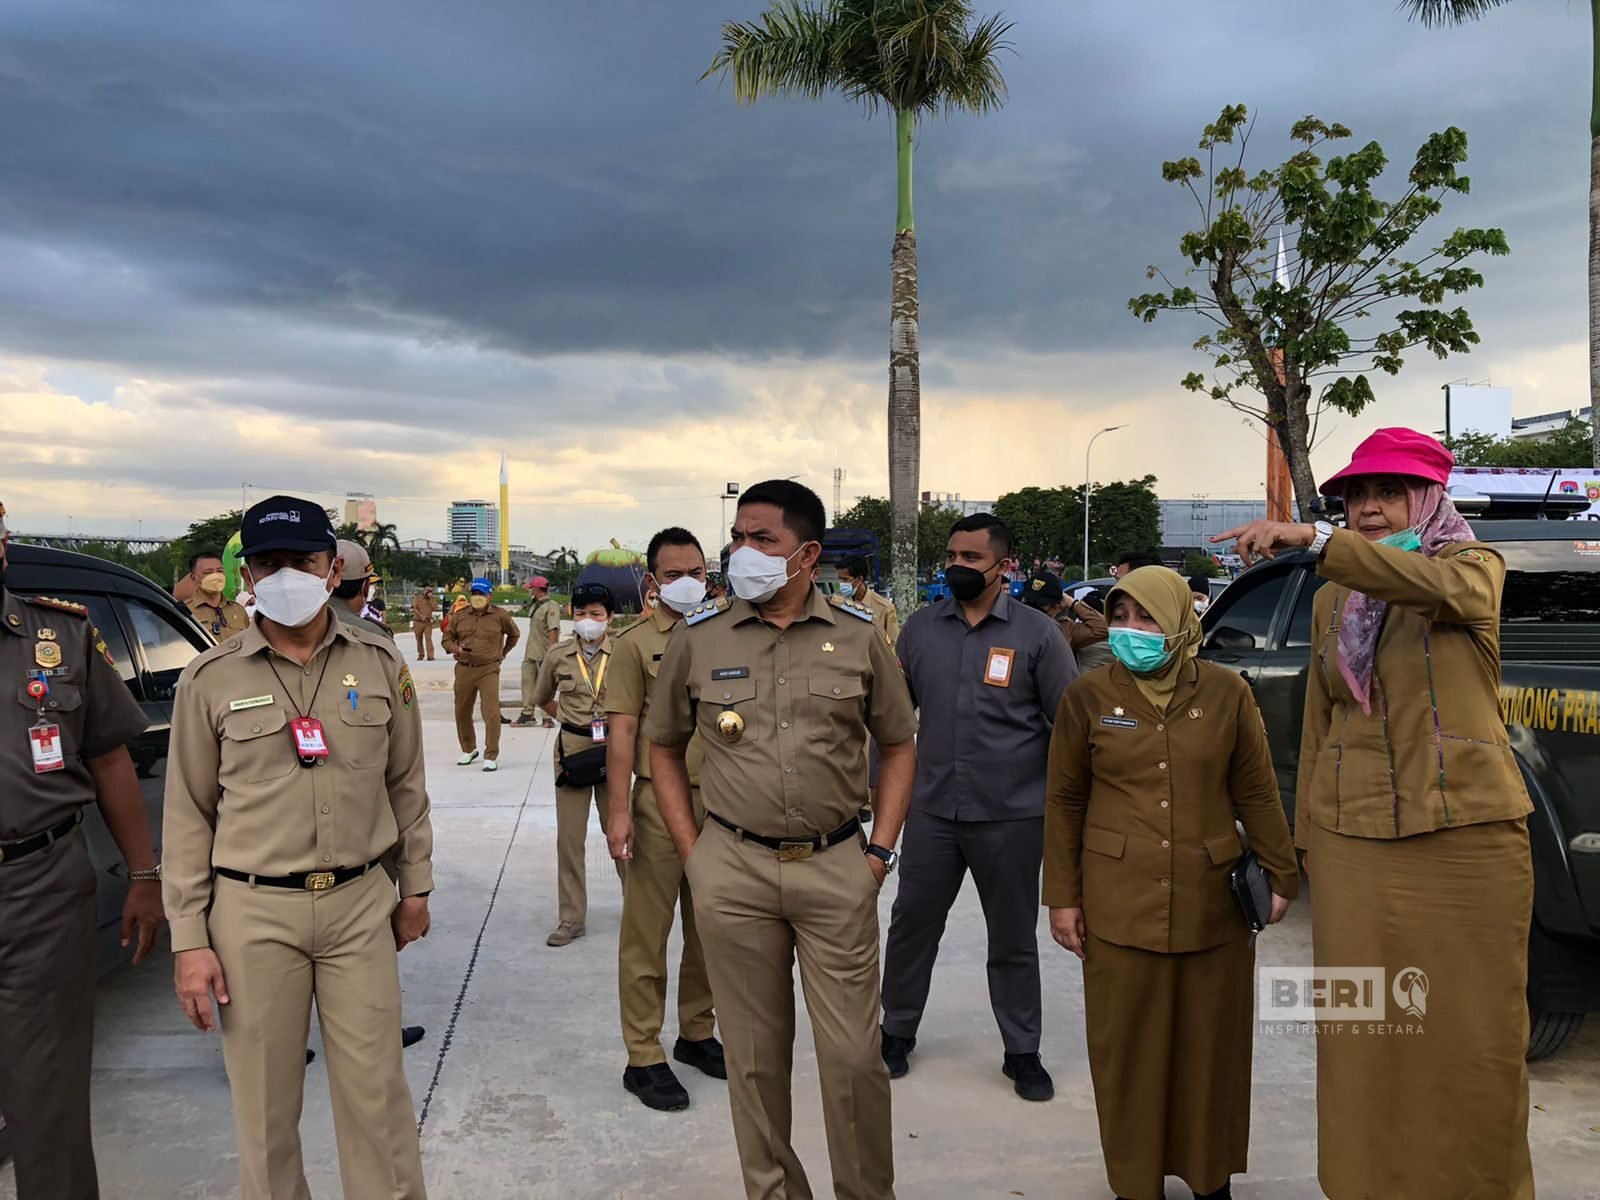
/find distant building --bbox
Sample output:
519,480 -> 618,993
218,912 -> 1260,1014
447,500 -> 499,548
920,491 -> 997,516
344,493 -> 377,531
1510,406 -> 1593,442
1160,498 -> 1266,558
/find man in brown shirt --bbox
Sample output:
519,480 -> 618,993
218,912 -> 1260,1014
646,480 -> 919,1200
836,554 -> 899,646
185,548 -> 249,640
163,494 -> 434,1200
1022,571 -> 1112,670
441,576 -> 519,771
515,575 -> 563,727
603,528 -> 722,1112
0,519 -> 165,1200
411,586 -> 437,661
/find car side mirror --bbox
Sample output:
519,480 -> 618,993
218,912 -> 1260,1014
1208,626 -> 1258,652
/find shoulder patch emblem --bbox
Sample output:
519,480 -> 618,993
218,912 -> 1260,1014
398,665 -> 416,710
1456,549 -> 1491,563
90,626 -> 116,668
685,600 -> 725,627
27,596 -> 88,616
835,598 -> 875,622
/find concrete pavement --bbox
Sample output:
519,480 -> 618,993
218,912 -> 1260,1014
3,631 -> 1598,1199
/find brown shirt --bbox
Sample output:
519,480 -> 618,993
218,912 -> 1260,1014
523,598 -> 563,665
604,603 -> 703,783
411,593 -> 437,623
162,612 -> 435,952
1295,530 -> 1531,845
1,591 -> 147,840
532,635 -> 613,761
860,588 -> 900,648
441,603 -> 520,666
187,594 -> 249,640
1044,659 -> 1298,954
645,588 -> 918,838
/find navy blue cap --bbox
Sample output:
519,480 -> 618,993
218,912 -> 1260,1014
571,582 -> 615,613
239,495 -> 336,557
1022,571 -> 1064,608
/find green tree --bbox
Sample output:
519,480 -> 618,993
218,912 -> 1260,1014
917,505 -> 962,577
1183,551 -> 1223,579
704,0 -> 1012,615
838,496 -> 961,579
1447,417 -> 1596,468
1088,476 -> 1162,570
73,541 -> 174,586
1131,105 -> 1509,517
364,521 -> 401,572
546,547 -> 582,593
993,477 -> 1162,574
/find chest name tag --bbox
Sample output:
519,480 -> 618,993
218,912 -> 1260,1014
290,717 -> 330,761
591,717 -> 608,744
1100,716 -> 1139,730
983,648 -> 1015,688
29,722 -> 65,773
230,694 -> 275,712
711,667 -> 749,681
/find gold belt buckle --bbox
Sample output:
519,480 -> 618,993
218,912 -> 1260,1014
304,871 -> 337,891
776,841 -> 814,862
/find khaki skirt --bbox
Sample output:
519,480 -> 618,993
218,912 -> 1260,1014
1307,817 -> 1534,1200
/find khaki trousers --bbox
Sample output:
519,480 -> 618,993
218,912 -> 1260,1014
453,661 -> 501,759
519,658 -> 542,718
556,731 -> 623,926
686,818 -> 893,1200
209,868 -> 425,1200
619,780 -> 715,1065
413,622 -> 433,660
0,828 -> 99,1200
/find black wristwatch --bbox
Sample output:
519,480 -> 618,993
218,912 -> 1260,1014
864,844 -> 898,874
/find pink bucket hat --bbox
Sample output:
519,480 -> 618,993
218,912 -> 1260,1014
1319,427 -> 1455,496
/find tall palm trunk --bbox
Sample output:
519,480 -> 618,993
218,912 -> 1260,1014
1591,0 -> 1600,468
888,107 -> 921,615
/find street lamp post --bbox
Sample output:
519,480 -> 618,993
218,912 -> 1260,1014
1083,425 -> 1127,581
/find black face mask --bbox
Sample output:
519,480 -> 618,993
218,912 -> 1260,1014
945,562 -> 997,603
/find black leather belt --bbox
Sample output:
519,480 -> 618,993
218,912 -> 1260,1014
0,810 -> 83,867
215,857 -> 383,892
709,812 -> 860,862
561,721 -> 597,737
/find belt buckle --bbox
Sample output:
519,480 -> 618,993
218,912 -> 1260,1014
304,871 -> 337,891
776,841 -> 814,862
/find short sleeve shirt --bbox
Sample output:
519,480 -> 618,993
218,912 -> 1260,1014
605,605 -> 703,783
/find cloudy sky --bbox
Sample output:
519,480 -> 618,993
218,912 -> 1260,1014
0,0 -> 1589,556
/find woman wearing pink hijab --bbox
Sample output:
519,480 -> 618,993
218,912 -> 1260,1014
1217,427 -> 1533,1200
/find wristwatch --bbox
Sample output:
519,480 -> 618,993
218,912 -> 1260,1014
128,863 -> 162,882
1309,521 -> 1335,557
864,844 -> 898,874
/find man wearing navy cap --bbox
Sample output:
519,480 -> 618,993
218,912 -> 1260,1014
441,576 -> 520,772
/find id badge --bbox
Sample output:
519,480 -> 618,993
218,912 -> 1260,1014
29,722 -> 65,774
590,717 -> 608,744
983,648 -> 1015,688
290,716 -> 330,760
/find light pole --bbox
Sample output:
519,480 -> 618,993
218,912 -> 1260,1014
1083,425 -> 1127,580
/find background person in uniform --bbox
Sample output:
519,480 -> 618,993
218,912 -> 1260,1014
646,479 -> 918,1200
0,517 -> 165,1200
442,577 -> 519,771
880,515 -> 1075,1102
1215,427 -> 1536,1200
411,586 -> 437,661
1020,570 -> 1113,670
332,539 -> 386,635
1186,574 -> 1213,616
532,582 -> 622,947
186,549 -> 249,640
1108,549 -> 1161,580
1044,566 -> 1296,1200
835,555 -> 898,645
604,528 -> 724,1111
163,495 -> 434,1200
515,575 -> 562,728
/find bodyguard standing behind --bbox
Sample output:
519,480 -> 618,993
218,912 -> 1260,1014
647,479 -> 918,1200
880,515 -> 1076,1101
163,495 -> 434,1200
442,577 -> 519,771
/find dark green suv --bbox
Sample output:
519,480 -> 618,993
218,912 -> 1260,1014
1199,519 -> 1600,1060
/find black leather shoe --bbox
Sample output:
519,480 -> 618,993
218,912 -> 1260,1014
624,1062 -> 690,1112
673,1036 -> 727,1080
1002,1052 -> 1055,1101
1193,1184 -> 1232,1200
401,1025 -> 426,1049
880,1028 -> 915,1079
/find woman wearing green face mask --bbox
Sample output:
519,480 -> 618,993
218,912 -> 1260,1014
1042,566 -> 1297,1200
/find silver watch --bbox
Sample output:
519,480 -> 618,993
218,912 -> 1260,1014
128,863 -> 162,882
864,844 -> 898,874
1309,521 -> 1335,557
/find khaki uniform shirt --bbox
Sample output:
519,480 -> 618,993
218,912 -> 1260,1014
162,612 -> 435,952
441,603 -> 520,666
646,588 -> 918,838
1295,530 -> 1531,845
523,598 -> 563,665
861,588 -> 900,647
532,635 -> 613,759
411,594 -> 437,624
1057,605 -> 1113,671
605,604 -> 703,784
1044,659 -> 1299,954
187,594 -> 249,640
335,600 -> 393,640
1,591 -> 147,840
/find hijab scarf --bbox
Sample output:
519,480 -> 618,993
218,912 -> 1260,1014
1106,566 -> 1203,715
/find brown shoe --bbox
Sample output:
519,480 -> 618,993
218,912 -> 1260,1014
546,921 -> 586,947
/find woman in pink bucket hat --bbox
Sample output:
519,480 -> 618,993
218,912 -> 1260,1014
1215,427 -> 1534,1199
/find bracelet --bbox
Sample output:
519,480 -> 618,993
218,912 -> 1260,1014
128,864 -> 162,882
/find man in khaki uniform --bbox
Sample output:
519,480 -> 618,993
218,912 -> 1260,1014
163,495 -> 434,1200
411,586 -> 437,661
836,554 -> 898,646
603,528 -> 723,1112
1021,571 -> 1113,671
647,480 -> 918,1200
531,582 -> 622,946
515,575 -> 562,727
441,576 -> 519,771
185,549 -> 249,640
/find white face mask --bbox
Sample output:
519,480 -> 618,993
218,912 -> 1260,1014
657,576 -> 707,613
574,617 -> 608,642
249,566 -> 333,628
727,544 -> 808,605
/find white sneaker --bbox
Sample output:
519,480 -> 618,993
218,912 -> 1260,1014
457,751 -> 480,766
482,760 -> 498,773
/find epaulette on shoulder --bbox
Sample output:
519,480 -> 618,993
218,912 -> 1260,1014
829,594 -> 875,623
27,596 -> 88,617
685,597 -> 728,628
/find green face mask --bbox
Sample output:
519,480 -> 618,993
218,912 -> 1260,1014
1380,528 -> 1423,553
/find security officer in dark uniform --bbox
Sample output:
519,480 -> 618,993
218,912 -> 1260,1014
0,511 -> 165,1200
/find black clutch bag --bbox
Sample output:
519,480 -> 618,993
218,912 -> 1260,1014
555,741 -> 608,789
1230,847 -> 1273,932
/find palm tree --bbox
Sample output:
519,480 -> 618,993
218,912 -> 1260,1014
1403,0 -> 1600,469
365,521 -> 401,572
704,0 -> 1012,613
547,546 -> 582,593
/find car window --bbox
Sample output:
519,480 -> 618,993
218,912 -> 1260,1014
121,598 -> 204,700
1203,566 -> 1288,652
44,592 -> 138,686
1496,539 -> 1600,663
1284,574 -> 1331,650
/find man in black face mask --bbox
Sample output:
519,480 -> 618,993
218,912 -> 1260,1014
880,513 -> 1077,1101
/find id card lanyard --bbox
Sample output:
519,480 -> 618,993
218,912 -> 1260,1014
575,649 -> 609,742
25,676 -> 64,773
266,650 -> 335,767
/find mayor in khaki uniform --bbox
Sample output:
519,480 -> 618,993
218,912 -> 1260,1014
441,576 -> 519,771
1044,566 -> 1297,1200
0,514 -> 165,1200
646,480 -> 918,1200
532,582 -> 623,946
1218,428 -> 1536,1200
603,528 -> 722,1112
516,575 -> 563,727
185,549 -> 249,641
164,495 -> 434,1200
410,586 -> 437,661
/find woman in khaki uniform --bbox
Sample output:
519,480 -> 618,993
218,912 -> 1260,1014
1219,427 -> 1534,1200
1044,566 -> 1297,1200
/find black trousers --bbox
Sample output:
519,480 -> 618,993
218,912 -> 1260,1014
880,810 -> 1044,1055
